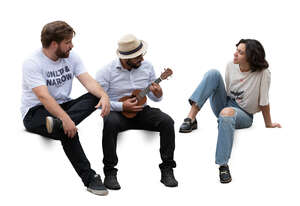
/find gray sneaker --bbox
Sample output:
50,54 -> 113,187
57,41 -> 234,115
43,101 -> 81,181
87,174 -> 109,196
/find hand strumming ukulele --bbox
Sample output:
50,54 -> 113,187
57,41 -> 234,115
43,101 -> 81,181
119,68 -> 173,118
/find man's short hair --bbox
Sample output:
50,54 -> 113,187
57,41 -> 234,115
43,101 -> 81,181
41,21 -> 75,48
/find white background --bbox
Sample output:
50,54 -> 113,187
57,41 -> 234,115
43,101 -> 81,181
0,0 -> 299,205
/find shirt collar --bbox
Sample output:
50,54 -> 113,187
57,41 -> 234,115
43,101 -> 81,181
115,59 -> 123,70
115,58 -> 145,71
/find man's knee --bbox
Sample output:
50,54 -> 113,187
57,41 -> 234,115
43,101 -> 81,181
103,112 -> 122,129
159,114 -> 174,128
83,93 -> 99,104
219,107 -> 235,117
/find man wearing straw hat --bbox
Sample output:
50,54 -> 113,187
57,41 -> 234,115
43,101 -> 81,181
96,34 -> 178,190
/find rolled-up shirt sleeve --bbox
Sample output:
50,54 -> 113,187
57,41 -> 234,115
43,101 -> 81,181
95,66 -> 124,111
110,101 -> 123,111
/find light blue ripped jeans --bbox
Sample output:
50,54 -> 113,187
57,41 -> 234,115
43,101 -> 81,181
189,69 -> 253,165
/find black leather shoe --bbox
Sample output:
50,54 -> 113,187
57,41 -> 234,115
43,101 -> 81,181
160,169 -> 178,187
179,118 -> 197,133
104,175 -> 121,190
46,116 -> 62,134
219,165 -> 232,183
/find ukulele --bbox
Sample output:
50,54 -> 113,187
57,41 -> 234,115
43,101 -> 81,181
119,68 -> 173,118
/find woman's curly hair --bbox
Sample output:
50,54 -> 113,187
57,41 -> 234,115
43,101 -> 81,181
236,39 -> 269,72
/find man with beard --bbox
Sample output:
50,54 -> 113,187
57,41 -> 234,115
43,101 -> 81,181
21,21 -> 110,196
95,34 -> 178,190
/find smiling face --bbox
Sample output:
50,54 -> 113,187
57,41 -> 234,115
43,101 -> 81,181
55,37 -> 73,58
233,43 -> 248,65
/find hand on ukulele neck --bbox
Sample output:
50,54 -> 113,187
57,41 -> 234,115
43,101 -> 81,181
149,82 -> 163,98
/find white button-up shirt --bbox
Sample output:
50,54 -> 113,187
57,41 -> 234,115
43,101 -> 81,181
95,59 -> 162,111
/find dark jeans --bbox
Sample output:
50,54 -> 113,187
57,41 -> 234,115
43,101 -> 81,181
102,106 -> 176,176
23,93 -> 100,187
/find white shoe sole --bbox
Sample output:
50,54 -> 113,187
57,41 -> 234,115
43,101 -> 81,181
87,188 -> 109,196
46,116 -> 53,134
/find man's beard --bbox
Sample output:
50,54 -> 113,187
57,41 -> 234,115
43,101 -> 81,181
127,59 -> 141,69
55,47 -> 70,58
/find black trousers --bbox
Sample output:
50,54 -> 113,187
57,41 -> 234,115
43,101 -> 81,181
102,106 -> 176,176
23,93 -> 99,187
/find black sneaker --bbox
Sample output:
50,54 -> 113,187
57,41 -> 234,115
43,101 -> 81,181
46,116 -> 62,134
104,175 -> 121,190
219,165 -> 232,184
179,118 -> 197,133
160,169 -> 178,187
87,174 -> 109,196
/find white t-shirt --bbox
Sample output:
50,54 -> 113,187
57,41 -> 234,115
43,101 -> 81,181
21,49 -> 87,119
225,62 -> 271,114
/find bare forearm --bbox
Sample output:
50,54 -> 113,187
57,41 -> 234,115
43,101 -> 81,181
32,86 -> 70,121
32,85 -> 78,137
39,95 -> 70,121
78,73 -> 108,99
77,73 -> 110,117
260,105 -> 272,127
85,79 -> 108,99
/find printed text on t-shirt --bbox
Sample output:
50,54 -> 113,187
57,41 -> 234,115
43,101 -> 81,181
46,66 -> 72,87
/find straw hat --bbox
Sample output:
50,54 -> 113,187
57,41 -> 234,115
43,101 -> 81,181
116,34 -> 148,59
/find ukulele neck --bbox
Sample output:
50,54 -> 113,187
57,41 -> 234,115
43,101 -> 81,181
136,77 -> 162,100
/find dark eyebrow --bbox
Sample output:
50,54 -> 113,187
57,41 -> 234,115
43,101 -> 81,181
237,49 -> 244,54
